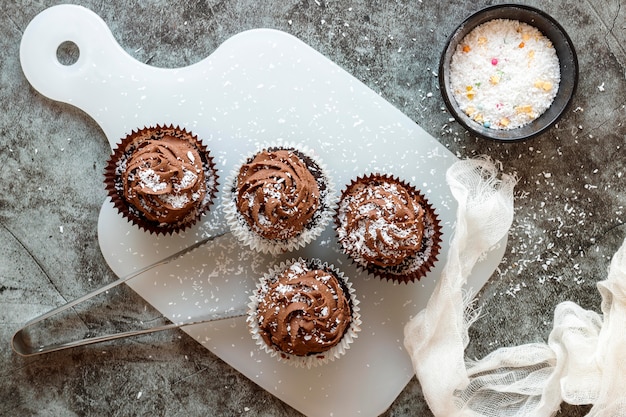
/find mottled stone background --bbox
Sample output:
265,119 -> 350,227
1,0 -> 624,416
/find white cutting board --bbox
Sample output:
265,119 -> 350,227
20,5 -> 506,416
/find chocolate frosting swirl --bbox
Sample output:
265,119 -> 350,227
256,261 -> 351,356
236,149 -> 320,240
339,178 -> 424,267
123,135 -> 206,224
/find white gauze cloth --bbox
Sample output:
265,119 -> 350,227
404,157 -> 626,417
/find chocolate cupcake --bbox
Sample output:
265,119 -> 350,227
335,174 -> 442,283
104,125 -> 218,235
247,257 -> 361,368
223,145 -> 335,255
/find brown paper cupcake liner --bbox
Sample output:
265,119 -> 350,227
247,257 -> 361,368
335,173 -> 442,284
222,143 -> 336,255
104,124 -> 219,235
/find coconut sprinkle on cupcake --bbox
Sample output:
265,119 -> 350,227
247,258 -> 361,368
335,174 -> 442,284
104,125 -> 218,235
223,145 -> 336,255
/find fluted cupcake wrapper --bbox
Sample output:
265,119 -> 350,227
222,143 -> 336,255
335,173 -> 443,284
103,124 -> 219,236
247,257 -> 361,369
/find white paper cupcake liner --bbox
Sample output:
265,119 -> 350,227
247,257 -> 361,368
222,143 -> 336,255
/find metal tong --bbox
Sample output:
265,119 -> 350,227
11,232 -> 246,357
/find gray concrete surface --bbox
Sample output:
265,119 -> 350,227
1,0 -> 625,416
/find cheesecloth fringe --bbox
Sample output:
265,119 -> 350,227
404,157 -> 626,417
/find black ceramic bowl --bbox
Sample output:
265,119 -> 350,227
439,4 -> 578,142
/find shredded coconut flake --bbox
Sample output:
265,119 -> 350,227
450,19 -> 560,130
138,169 -> 167,192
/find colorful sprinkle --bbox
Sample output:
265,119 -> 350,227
515,105 -> 534,115
534,80 -> 553,91
462,44 -> 471,53
465,85 -> 475,100
491,58 -> 498,66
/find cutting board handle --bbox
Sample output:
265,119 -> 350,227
19,4 -> 176,147
21,6 -> 133,105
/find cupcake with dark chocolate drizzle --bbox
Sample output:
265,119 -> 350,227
335,174 -> 442,283
247,257 -> 361,368
223,144 -> 335,254
104,125 -> 218,235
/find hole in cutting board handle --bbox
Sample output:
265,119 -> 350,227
56,41 -> 80,66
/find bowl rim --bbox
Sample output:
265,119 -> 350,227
439,4 -> 579,142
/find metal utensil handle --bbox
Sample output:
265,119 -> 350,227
11,308 -> 247,357
11,232 -> 230,356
